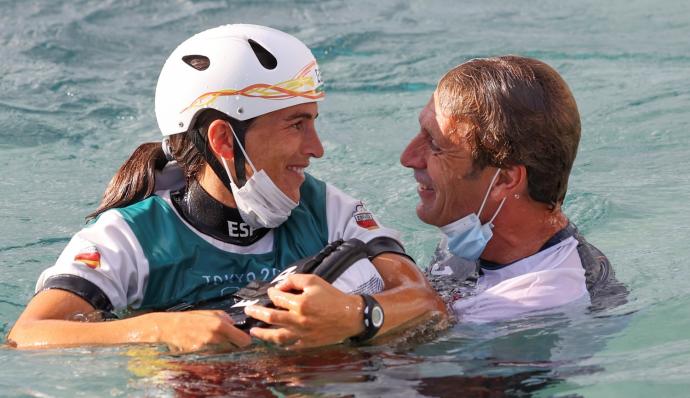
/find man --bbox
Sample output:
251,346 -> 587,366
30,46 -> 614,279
248,55 -> 622,345
398,55 -> 622,322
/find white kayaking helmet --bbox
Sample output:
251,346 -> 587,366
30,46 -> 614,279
155,24 -> 324,136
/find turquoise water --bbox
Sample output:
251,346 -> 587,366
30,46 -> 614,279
1,0 -> 689,396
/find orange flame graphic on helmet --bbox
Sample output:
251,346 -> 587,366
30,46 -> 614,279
181,61 -> 324,113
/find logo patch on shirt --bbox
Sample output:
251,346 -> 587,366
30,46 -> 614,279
227,220 -> 254,238
353,202 -> 378,230
74,246 -> 101,269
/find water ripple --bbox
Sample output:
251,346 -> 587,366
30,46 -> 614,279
628,90 -> 688,107
0,116 -> 72,148
328,81 -> 435,93
23,41 -> 79,64
0,101 -> 60,115
525,49 -> 690,64
0,237 -> 70,253
312,31 -> 379,59
0,299 -> 23,310
563,191 -> 611,234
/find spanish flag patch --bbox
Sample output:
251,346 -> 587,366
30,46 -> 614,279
352,202 -> 379,230
74,246 -> 101,269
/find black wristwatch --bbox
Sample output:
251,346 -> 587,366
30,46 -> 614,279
350,294 -> 384,343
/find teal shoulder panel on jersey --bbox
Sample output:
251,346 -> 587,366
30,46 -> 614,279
272,173 -> 329,265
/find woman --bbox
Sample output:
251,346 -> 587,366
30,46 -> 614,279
8,24 -> 445,351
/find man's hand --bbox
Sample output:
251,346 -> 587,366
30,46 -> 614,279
244,274 -> 364,349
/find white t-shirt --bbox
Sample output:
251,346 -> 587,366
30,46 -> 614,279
429,237 -> 589,323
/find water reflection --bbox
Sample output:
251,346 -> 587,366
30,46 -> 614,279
416,371 -> 562,398
129,346 -> 419,397
134,347 -> 570,397
124,262 -> 631,397
127,312 -> 626,398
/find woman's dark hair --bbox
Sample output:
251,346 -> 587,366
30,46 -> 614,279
86,110 -> 252,220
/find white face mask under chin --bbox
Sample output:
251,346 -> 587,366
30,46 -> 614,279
219,126 -> 298,229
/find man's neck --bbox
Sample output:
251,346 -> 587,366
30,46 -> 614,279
481,203 -> 569,265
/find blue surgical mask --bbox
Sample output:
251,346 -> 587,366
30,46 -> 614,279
440,169 -> 506,260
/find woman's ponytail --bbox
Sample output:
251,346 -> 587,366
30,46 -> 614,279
86,142 -> 168,221
87,109 -> 254,221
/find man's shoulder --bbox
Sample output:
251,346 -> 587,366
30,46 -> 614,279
569,224 -> 628,308
567,223 -> 609,288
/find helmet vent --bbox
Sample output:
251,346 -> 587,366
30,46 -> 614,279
182,55 -> 210,71
248,39 -> 277,70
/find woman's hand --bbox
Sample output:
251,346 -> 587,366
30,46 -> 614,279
244,274 -> 364,349
144,310 -> 252,352
8,290 -> 252,352
245,252 -> 447,350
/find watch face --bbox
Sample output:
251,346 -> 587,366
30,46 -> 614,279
371,306 -> 384,328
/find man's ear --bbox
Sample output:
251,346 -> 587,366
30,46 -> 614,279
207,119 -> 234,159
493,164 -> 527,199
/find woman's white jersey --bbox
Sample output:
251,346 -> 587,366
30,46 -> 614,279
35,174 -> 399,312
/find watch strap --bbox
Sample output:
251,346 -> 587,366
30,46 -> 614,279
350,294 -> 384,343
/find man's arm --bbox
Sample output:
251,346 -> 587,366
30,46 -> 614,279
245,252 -> 447,348
7,289 -> 251,352
367,252 -> 446,336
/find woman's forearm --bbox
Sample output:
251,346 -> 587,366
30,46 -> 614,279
7,289 -> 251,351
8,315 -> 158,349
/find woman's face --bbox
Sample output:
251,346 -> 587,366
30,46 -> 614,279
243,102 -> 323,202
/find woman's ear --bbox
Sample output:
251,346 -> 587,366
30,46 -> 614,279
207,119 -> 234,159
493,164 -> 527,199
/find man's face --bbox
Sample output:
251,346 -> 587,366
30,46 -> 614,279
400,92 -> 494,227
244,102 -> 323,202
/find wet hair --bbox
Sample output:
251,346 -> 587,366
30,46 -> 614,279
436,55 -> 581,210
86,110 -> 254,220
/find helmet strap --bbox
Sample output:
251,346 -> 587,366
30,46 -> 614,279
189,126 -> 231,189
188,116 -> 252,192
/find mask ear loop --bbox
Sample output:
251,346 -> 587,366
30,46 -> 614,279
220,122 -> 257,189
225,122 -> 258,178
488,197 -> 507,225
477,168 -> 502,217
221,158 -> 238,187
